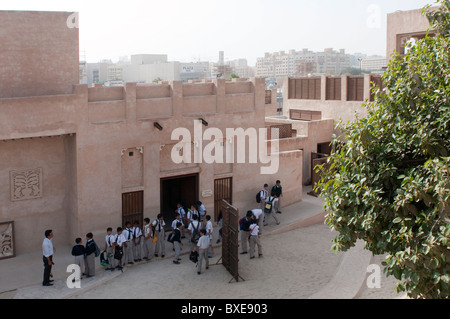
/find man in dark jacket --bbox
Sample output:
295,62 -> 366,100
240,211 -> 254,255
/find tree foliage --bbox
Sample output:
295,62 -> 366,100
317,0 -> 450,299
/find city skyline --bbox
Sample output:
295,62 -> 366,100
3,0 -> 434,65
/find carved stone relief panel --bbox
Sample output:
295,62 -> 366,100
10,168 -> 43,201
0,221 -> 15,260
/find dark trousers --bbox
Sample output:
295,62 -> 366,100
42,255 -> 53,284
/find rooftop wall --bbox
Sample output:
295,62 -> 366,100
283,75 -> 383,126
386,7 -> 433,59
0,79 -> 265,140
0,11 -> 79,98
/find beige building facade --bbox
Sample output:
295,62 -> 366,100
0,11 -> 305,257
386,7 -> 433,59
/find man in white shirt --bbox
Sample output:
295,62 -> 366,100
192,229 -> 210,275
42,229 -> 54,286
248,221 -> 262,259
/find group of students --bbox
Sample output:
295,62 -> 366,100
69,201 -> 217,279
237,180 -> 283,259
57,182 -> 283,283
257,180 -> 283,226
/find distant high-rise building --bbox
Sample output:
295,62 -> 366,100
256,48 -> 351,80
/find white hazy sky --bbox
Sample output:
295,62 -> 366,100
2,0 -> 435,65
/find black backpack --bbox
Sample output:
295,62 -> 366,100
191,221 -> 200,244
264,197 -> 274,214
190,251 -> 199,263
114,235 -> 123,260
256,191 -> 261,203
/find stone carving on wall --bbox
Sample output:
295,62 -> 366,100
0,221 -> 15,260
10,168 -> 43,201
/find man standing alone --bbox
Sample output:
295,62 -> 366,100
42,230 -> 54,286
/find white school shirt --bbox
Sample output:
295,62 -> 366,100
123,228 -> 134,242
249,223 -> 259,236
42,238 -> 53,257
152,219 -> 166,233
172,218 -> 182,230
105,234 -> 114,248
187,209 -> 198,222
143,224 -> 151,238
206,220 -> 213,238
177,207 -> 186,219
251,209 -> 263,219
188,220 -> 201,233
132,226 -> 142,239
198,204 -> 206,217
197,235 -> 210,249
113,233 -> 126,247
260,189 -> 268,202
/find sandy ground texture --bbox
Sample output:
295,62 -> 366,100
71,224 -> 345,299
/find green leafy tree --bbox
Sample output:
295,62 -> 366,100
229,73 -> 240,81
317,0 -> 449,299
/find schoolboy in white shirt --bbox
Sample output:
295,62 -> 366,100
205,215 -> 215,257
142,218 -> 153,261
113,227 -> 127,269
249,220 -> 262,259
192,229 -> 210,275
152,214 -> 166,258
104,227 -> 115,271
123,221 -> 135,265
132,221 -> 143,262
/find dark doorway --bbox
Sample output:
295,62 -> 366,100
160,174 -> 199,228
317,142 -> 332,156
122,191 -> 144,228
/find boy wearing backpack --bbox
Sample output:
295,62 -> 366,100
188,214 -> 201,250
258,184 -> 269,211
191,229 -> 210,275
142,218 -> 153,261
172,222 -> 183,264
263,191 -> 280,227
113,227 -> 126,270
152,214 -> 166,258
104,227 -> 115,271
